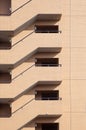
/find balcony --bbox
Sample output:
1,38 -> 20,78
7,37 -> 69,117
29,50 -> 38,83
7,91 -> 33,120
22,114 -> 61,130
0,32 -> 61,65
35,25 -> 59,33
35,58 -> 60,67
0,99 -> 62,129
0,66 -> 62,98
0,0 -> 62,31
35,90 -> 59,100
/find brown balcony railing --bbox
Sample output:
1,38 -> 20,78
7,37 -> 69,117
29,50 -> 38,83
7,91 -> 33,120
35,64 -> 62,67
35,25 -> 59,33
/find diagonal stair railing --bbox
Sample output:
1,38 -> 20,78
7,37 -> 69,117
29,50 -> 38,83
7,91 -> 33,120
12,97 -> 35,114
12,30 -> 35,47
11,0 -> 32,14
12,63 -> 35,81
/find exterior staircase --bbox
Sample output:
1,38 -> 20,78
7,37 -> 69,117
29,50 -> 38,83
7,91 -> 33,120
0,65 -> 61,99
0,99 -> 62,130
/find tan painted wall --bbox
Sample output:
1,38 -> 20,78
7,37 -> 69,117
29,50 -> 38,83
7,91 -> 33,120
70,0 -> 86,130
0,0 -> 86,130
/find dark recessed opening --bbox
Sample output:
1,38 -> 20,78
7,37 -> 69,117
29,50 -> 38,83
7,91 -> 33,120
35,25 -> 59,33
35,58 -> 59,67
42,123 -> 59,130
36,123 -> 59,130
0,0 -> 11,16
35,91 -> 59,100
0,72 -> 11,83
0,104 -> 11,117
0,41 -> 11,49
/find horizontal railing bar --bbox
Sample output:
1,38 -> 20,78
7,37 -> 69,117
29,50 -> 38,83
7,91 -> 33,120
36,97 -> 59,100
35,64 -> 62,67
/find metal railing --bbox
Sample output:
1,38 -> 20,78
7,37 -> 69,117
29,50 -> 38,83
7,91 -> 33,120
36,97 -> 59,100
12,64 -> 35,81
12,96 -> 62,115
12,31 -> 34,47
12,63 -> 62,81
35,64 -> 62,67
12,97 -> 35,114
11,0 -> 32,14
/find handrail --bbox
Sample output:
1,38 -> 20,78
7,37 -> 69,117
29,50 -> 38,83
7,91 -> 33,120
12,63 -> 61,81
12,98 -> 35,115
11,0 -> 32,14
12,64 -> 35,81
12,31 -> 35,48
36,64 -> 62,67
12,96 -> 62,114
36,97 -> 59,100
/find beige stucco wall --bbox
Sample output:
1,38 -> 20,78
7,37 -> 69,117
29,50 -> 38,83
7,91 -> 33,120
0,0 -> 86,130
70,1 -> 86,129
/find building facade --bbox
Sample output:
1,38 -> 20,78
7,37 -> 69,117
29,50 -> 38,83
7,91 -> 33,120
0,0 -> 86,130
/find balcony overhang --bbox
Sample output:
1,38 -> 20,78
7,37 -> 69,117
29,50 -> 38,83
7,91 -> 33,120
13,80 -> 62,101
0,14 -> 62,37
23,81 -> 61,94
37,114 -> 61,119
37,47 -> 62,53
37,81 -> 62,86
23,114 -> 61,128
36,14 -> 62,21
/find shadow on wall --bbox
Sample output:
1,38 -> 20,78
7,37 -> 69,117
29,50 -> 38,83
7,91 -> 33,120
0,0 -> 11,16
0,103 -> 11,117
25,81 -> 62,95
0,72 -> 11,83
20,115 -> 61,129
